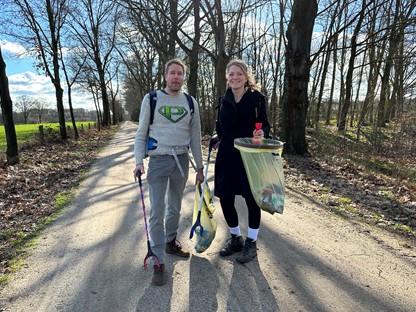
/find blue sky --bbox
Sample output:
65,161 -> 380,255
1,39 -> 95,111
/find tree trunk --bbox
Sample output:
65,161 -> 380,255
280,0 -> 317,155
67,86 -> 79,139
350,49 -> 366,128
357,4 -> 386,140
378,0 -> 400,127
98,64 -> 111,127
315,44 -> 332,128
326,36 -> 338,125
0,48 -> 19,165
45,0 -> 67,140
54,75 -> 67,140
215,54 -> 229,99
338,0 -> 367,132
394,29 -> 405,118
187,0 -> 201,98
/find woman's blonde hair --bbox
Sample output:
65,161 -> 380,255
226,59 -> 260,91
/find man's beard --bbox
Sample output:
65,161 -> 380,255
169,83 -> 181,92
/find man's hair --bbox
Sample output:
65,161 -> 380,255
164,58 -> 187,75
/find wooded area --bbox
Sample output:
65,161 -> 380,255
1,0 -> 416,157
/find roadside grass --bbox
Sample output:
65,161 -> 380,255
0,125 -> 117,287
306,122 -> 415,237
309,123 -> 416,184
0,189 -> 76,286
0,122 -> 96,151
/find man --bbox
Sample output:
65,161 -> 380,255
133,59 -> 204,286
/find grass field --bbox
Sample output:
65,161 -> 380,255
0,122 -> 95,152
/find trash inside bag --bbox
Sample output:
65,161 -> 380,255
234,138 -> 285,215
191,183 -> 217,253
258,183 -> 285,214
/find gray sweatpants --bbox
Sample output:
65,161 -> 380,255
147,153 -> 189,265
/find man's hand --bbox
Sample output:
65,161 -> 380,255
195,168 -> 204,184
133,163 -> 145,181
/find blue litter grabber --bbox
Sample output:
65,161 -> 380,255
189,139 -> 216,239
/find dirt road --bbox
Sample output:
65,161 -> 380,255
1,121 -> 415,312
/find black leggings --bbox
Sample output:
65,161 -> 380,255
219,194 -> 261,229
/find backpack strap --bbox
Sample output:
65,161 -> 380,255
184,92 -> 194,119
148,91 -> 157,125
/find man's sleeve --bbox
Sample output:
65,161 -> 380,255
189,98 -> 204,170
134,94 -> 151,165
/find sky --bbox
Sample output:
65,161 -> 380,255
1,39 -> 95,111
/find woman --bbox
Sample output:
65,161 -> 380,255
213,59 -> 271,263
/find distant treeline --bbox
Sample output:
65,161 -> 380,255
0,108 -> 97,125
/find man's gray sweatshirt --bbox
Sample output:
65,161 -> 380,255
134,90 -> 203,170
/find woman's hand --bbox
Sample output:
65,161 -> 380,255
253,127 -> 264,144
253,128 -> 264,139
210,134 -> 220,150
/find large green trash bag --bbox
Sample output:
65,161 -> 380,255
234,138 -> 285,215
191,183 -> 217,253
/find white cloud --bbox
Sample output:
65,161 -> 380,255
0,40 -> 30,58
2,40 -> 97,111
8,71 -> 95,110
9,72 -> 52,93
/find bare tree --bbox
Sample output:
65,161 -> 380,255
338,0 -> 368,132
106,64 -> 120,125
312,1 -> 343,128
356,2 -> 386,140
281,0 -> 318,155
67,0 -> 120,127
117,0 -> 199,96
0,47 -> 19,164
15,95 -> 36,124
59,44 -> 89,139
11,0 -> 68,139
33,97 -> 49,123
199,0 -> 246,98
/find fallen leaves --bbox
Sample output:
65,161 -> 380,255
0,127 -> 115,275
284,154 -> 416,240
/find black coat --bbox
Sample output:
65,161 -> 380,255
214,88 -> 270,198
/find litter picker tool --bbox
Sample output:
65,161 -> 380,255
137,174 -> 160,270
189,140 -> 214,240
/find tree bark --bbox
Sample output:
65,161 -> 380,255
326,36 -> 338,125
0,48 -> 19,165
46,0 -> 67,140
378,0 -> 401,127
338,0 -> 367,132
186,0 -> 201,98
281,0 -> 317,155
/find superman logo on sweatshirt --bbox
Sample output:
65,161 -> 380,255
158,106 -> 189,123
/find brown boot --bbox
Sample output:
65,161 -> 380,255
151,264 -> 166,286
165,239 -> 190,258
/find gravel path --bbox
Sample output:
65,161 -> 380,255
0,121 -> 415,312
